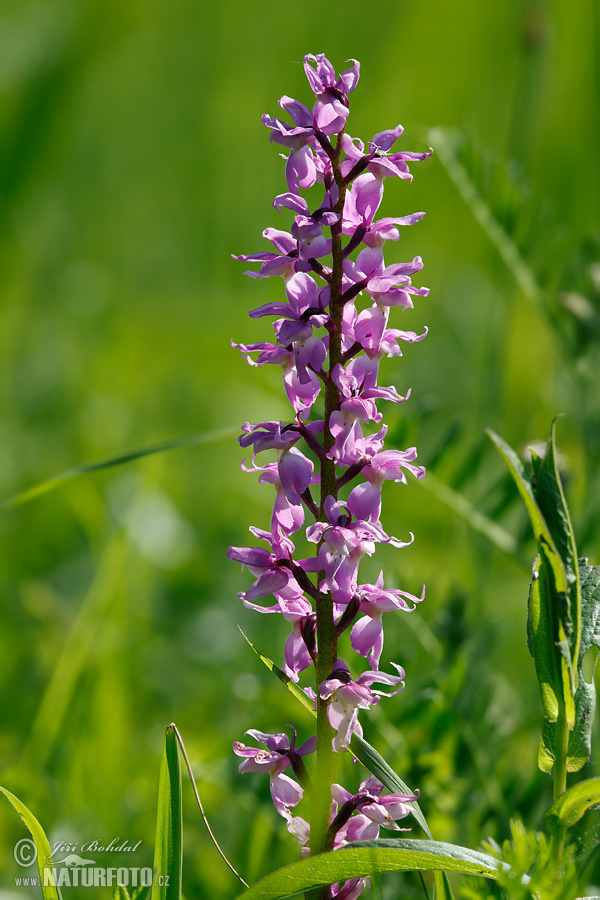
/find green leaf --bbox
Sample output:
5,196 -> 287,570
113,887 -> 132,900
487,429 -> 569,718
234,839 -> 502,899
530,420 -> 581,686
240,631 -> 429,836
0,784 -> 62,900
579,560 -> 600,661
538,558 -> 599,773
3,426 -> 238,508
349,734 -> 431,840
528,549 -> 563,725
545,777 -> 600,833
239,628 -> 316,716
487,425 -> 584,772
434,871 -> 456,900
151,725 -> 183,900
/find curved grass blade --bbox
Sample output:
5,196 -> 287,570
0,785 -> 62,900
545,777 -> 600,834
170,724 -> 248,887
151,725 -> 183,900
3,426 -> 238,509
233,839 -> 501,900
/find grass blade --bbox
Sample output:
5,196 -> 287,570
239,628 -> 316,715
419,471 -> 521,562
0,785 -> 62,900
170,724 -> 248,887
151,725 -> 183,900
3,426 -> 238,508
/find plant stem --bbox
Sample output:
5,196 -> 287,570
550,701 -> 569,865
308,133 -> 347,899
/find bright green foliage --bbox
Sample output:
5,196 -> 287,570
545,777 -> 600,834
475,819 -> 578,900
234,839 -> 503,900
0,3 -> 598,897
539,561 -> 600,773
487,424 -> 588,772
529,421 -> 581,696
112,887 -> 132,900
0,785 -> 62,900
151,726 -> 183,900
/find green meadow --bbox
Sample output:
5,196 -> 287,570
0,1 -> 598,896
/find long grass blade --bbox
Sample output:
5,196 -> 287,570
151,725 -> 183,900
0,785 -> 62,900
3,426 -> 238,508
20,534 -> 127,770
170,724 -> 248,887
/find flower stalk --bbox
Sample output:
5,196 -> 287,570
228,53 -> 431,898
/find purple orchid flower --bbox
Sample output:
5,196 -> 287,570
229,54 -> 430,884
331,775 -> 418,837
319,659 -> 405,750
234,729 -> 316,817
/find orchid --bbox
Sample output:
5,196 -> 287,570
229,52 -> 430,898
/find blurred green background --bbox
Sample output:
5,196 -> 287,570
0,0 -> 598,896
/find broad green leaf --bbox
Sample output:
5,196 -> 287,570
539,666 -> 595,774
234,839 -> 502,899
487,426 -> 583,772
530,420 -> 581,688
0,784 -> 62,900
528,549 -> 562,724
545,777 -> 600,833
151,725 -> 183,900
3,426 -> 238,508
487,429 -> 569,722
538,559 -> 599,773
579,560 -> 600,660
240,631 -> 429,835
